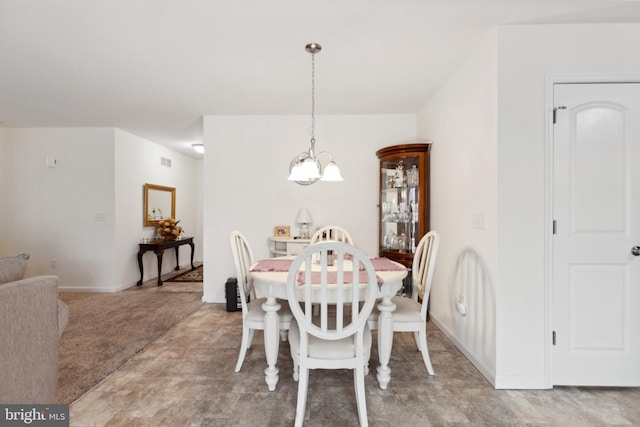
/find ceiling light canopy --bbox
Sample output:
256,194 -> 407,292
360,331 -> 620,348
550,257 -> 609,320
287,43 -> 343,185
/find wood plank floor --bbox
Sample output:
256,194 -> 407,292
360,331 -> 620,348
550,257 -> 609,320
69,299 -> 640,426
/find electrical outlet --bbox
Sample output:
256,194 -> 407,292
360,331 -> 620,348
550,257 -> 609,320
51,258 -> 57,268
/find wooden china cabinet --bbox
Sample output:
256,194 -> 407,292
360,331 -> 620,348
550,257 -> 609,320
376,143 -> 431,294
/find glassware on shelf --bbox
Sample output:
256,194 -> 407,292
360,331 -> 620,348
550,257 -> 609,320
406,165 -> 419,187
389,233 -> 408,251
398,233 -> 407,252
377,143 -> 431,261
386,174 -> 396,189
398,202 -> 408,222
381,202 -> 391,220
384,231 -> 397,249
394,160 -> 405,187
394,172 -> 403,188
410,201 -> 419,223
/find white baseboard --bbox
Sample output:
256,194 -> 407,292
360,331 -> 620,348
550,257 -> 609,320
59,271 -> 185,293
494,375 -> 550,389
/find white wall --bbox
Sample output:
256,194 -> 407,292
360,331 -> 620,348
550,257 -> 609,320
202,114 -> 416,302
496,23 -> 640,388
416,23 -> 640,389
0,127 -> 200,292
114,129 -> 201,289
0,128 -> 117,288
417,29 -> 498,383
194,160 -> 204,262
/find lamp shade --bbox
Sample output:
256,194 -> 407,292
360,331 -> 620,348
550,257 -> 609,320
300,158 -> 321,179
288,163 -> 307,181
320,161 -> 343,181
296,208 -> 313,225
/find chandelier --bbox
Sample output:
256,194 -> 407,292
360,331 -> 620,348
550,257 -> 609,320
287,43 -> 343,185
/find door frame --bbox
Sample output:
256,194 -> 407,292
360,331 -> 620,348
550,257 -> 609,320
544,74 -> 640,388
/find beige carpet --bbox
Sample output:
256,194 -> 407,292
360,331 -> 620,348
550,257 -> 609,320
57,284 -> 203,404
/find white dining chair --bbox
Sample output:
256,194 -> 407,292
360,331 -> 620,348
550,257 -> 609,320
309,226 -> 355,316
287,241 -> 378,427
229,230 -> 292,373
368,230 -> 439,375
310,225 -> 354,244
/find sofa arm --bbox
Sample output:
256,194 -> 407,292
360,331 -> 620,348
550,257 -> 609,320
0,275 -> 60,403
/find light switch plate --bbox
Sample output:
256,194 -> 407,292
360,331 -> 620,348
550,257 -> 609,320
472,212 -> 485,229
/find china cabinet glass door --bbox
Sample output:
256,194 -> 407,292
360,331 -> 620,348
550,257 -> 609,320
377,143 -> 431,269
380,158 -> 420,254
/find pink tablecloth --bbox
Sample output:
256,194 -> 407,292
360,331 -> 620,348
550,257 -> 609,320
296,270 -> 383,286
250,259 -> 294,272
250,257 -> 406,275
369,257 -> 406,271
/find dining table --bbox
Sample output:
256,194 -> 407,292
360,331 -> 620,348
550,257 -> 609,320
249,255 -> 407,391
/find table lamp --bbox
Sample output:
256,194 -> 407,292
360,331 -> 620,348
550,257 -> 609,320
296,208 -> 313,239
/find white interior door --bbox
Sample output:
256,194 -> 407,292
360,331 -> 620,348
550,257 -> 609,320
552,83 -> 640,386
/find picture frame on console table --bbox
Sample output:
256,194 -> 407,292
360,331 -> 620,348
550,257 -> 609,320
273,226 -> 290,238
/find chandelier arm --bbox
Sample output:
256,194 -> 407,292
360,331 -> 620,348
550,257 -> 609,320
294,177 -> 318,186
315,151 -> 334,164
290,152 -> 309,169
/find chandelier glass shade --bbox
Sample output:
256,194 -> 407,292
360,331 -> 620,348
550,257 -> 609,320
287,43 -> 343,185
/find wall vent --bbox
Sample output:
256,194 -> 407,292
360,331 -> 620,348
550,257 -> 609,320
161,156 -> 172,168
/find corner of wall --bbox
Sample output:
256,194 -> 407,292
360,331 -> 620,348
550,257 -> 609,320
416,27 -> 498,387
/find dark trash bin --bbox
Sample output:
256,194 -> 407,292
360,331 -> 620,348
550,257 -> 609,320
225,277 -> 239,312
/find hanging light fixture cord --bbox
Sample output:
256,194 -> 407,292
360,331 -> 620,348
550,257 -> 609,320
310,46 -> 315,146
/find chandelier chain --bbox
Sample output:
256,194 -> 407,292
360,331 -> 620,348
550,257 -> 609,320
310,49 -> 315,142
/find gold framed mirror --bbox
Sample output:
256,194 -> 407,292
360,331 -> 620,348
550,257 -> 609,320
143,183 -> 176,226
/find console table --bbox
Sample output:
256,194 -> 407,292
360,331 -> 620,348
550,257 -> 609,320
137,237 -> 195,286
267,236 -> 311,257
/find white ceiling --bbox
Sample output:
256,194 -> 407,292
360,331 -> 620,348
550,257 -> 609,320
1,0 -> 639,158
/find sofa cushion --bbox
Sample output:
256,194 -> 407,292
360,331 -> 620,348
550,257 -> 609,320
0,253 -> 30,285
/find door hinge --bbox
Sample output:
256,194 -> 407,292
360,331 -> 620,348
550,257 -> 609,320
552,331 -> 556,345
553,106 -> 567,124
553,220 -> 557,234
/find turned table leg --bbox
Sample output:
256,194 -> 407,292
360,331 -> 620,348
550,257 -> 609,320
262,296 -> 281,391
136,249 -> 145,286
154,249 -> 164,286
188,241 -> 195,270
376,296 -> 396,390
